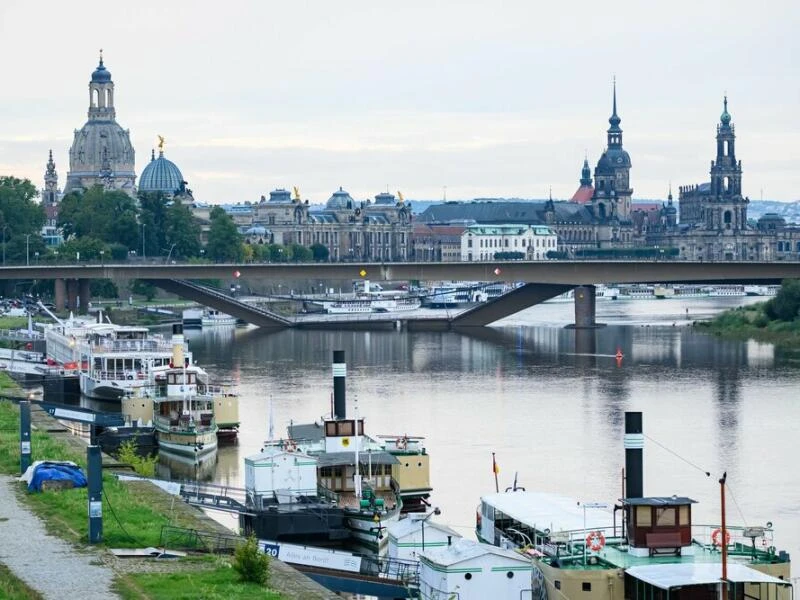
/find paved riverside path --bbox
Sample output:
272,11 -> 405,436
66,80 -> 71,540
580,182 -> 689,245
0,475 -> 119,599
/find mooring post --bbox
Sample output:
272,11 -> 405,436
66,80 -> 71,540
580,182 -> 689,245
87,445 -> 103,543
19,400 -> 31,474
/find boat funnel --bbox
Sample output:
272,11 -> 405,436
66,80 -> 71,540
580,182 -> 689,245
332,350 -> 346,420
171,323 -> 184,367
624,412 -> 644,498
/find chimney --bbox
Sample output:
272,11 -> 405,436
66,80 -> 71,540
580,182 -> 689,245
332,350 -> 346,420
171,323 -> 184,368
447,535 -> 452,546
624,412 -> 644,498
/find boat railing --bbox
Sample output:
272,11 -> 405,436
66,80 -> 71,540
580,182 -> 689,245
203,384 -> 238,397
94,370 -> 148,382
376,434 -> 426,454
87,339 -> 179,354
317,482 -> 340,504
691,523 -> 777,554
154,413 -> 216,432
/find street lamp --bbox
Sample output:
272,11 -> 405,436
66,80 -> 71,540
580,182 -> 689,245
100,250 -> 104,265
580,501 -> 609,565
166,243 -> 176,264
2,225 -> 7,266
420,506 -> 441,552
141,223 -> 146,261
34,251 -> 39,265
25,234 -> 31,266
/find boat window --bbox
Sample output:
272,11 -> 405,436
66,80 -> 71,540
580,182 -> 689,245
679,505 -> 690,525
582,582 -> 591,591
320,467 -> 332,477
357,420 -> 364,435
338,421 -> 354,436
325,422 -> 336,436
655,507 -> 676,527
635,506 -> 652,526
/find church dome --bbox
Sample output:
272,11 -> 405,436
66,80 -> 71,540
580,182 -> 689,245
599,148 -> 631,171
720,96 -> 731,126
139,150 -> 184,194
91,59 -> 112,84
374,192 -> 396,205
326,187 -> 354,210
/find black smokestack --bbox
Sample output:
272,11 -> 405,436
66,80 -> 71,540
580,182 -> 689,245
624,412 -> 643,499
333,350 -> 346,420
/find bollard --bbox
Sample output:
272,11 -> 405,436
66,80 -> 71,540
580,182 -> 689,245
20,400 -> 31,474
87,445 -> 103,543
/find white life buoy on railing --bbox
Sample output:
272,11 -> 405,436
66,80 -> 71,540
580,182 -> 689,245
396,436 -> 408,450
284,439 -> 297,452
711,528 -> 731,547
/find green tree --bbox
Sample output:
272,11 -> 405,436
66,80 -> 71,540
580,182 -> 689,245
164,201 -> 201,260
765,279 -> 800,322
57,186 -> 139,249
138,192 -> 169,258
288,244 -> 312,262
131,280 -> 157,301
0,177 -> 45,238
232,535 -> 270,585
310,243 -> 330,262
5,234 -> 47,265
206,207 -> 243,262
59,237 -> 110,261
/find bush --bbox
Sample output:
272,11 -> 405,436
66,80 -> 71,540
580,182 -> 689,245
233,535 -> 270,585
116,439 -> 157,477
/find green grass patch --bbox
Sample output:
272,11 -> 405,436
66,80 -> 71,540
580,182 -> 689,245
113,558 -> 281,600
696,303 -> 800,347
0,563 -> 44,600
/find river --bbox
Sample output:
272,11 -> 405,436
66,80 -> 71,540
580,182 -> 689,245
159,296 -> 800,567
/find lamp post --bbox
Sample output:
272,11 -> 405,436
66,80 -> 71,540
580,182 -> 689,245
420,506 -> 441,552
34,251 -> 39,265
25,234 -> 31,266
141,223 -> 146,261
581,501 -> 608,565
2,225 -> 7,266
166,243 -> 176,264
100,250 -> 104,266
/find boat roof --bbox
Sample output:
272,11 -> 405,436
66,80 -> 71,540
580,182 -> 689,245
626,564 -> 790,590
314,451 -> 398,467
290,422 -> 325,443
622,496 -> 697,506
481,490 -> 612,533
388,516 -> 461,540
244,447 -> 316,463
422,538 -> 530,567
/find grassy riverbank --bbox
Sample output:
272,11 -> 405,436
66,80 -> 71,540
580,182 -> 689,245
0,386 -> 291,599
695,281 -> 800,353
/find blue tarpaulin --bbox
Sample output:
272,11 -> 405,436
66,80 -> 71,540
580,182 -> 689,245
27,462 -> 87,492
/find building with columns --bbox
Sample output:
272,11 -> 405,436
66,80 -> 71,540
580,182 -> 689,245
64,53 -> 136,197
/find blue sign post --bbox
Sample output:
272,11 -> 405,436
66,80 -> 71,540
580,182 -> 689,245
87,445 -> 102,543
19,400 -> 31,474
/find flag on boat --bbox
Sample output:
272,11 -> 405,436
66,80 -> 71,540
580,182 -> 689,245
492,454 -> 500,475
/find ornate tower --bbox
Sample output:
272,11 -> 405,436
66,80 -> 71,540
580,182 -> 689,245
592,80 -> 633,223
580,157 -> 592,187
706,96 -> 747,231
43,150 -> 58,205
64,51 -> 136,197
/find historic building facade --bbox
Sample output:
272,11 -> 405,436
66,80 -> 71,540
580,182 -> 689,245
460,224 -> 556,261
64,53 -> 136,197
232,188 -> 413,261
40,151 -> 64,246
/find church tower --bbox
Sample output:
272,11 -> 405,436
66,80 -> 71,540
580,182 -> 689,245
64,51 -> 136,197
43,150 -> 59,206
591,80 -> 633,223
706,96 -> 747,231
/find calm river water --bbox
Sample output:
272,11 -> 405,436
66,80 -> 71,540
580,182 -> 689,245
160,297 -> 800,567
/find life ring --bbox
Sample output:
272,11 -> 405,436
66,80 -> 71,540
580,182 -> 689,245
711,528 -> 731,547
396,436 -> 408,450
586,530 -> 605,552
127,374 -> 134,380
284,439 -> 297,452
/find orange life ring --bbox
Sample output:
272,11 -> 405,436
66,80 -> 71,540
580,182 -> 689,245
711,528 -> 731,547
586,530 -> 606,552
396,436 -> 408,450
284,439 -> 297,453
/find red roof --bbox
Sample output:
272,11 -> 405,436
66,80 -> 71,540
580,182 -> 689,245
571,185 -> 594,204
632,203 -> 661,213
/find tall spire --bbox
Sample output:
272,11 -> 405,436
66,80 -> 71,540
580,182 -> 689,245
580,156 -> 592,187
608,76 -> 621,130
720,94 -> 731,126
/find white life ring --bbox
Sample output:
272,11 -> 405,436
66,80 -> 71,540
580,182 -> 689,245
284,439 -> 297,452
586,530 -> 606,552
396,436 -> 408,450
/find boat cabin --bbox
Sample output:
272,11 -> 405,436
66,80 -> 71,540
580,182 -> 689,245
323,418 -> 364,453
622,496 -> 696,557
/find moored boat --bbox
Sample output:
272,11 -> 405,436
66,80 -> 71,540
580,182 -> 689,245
475,412 -> 792,600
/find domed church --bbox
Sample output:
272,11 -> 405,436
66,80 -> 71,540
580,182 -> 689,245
139,136 -> 186,196
64,52 -> 136,197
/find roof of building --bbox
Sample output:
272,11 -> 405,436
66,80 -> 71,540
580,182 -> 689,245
313,451 -> 398,468
571,185 -> 594,204
419,200 -> 595,226
374,192 -> 396,205
91,57 -> 112,84
480,490 -> 612,534
326,187 -> 355,210
139,150 -> 184,194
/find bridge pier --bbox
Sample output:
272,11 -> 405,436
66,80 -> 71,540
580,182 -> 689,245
78,279 -> 91,314
54,279 -> 66,312
573,285 -> 599,329
66,279 -> 79,312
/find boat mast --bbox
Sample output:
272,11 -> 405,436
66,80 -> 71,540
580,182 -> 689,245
719,471 -> 728,600
354,398 -> 361,498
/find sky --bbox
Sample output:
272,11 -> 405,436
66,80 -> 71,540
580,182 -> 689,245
1,0 -> 798,205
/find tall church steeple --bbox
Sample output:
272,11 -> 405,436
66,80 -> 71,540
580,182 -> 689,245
607,78 -> 622,148
711,95 -> 741,198
580,155 -> 592,187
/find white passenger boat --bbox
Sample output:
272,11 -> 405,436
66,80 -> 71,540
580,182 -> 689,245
201,310 -> 237,326
43,313 -> 182,401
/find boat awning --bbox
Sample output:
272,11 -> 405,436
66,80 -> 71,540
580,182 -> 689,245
626,564 -> 790,590
315,451 -> 399,467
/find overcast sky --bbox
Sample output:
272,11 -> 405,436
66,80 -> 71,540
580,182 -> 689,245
1,0 -> 798,205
